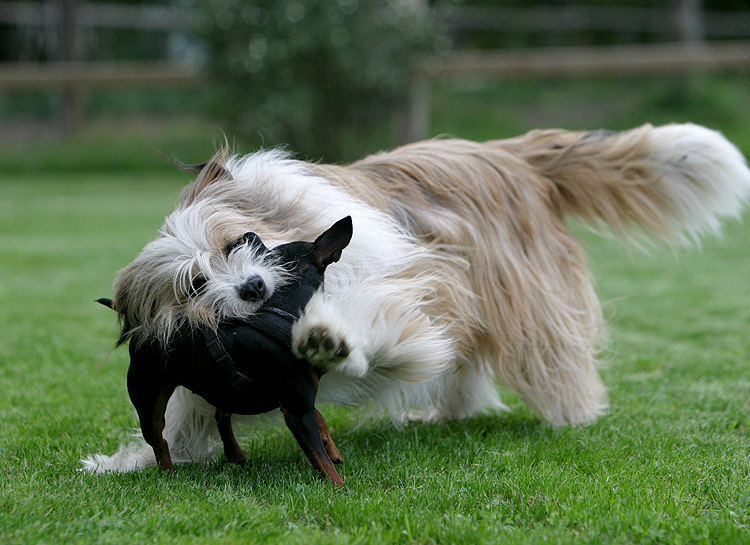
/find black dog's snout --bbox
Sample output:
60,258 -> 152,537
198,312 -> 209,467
237,275 -> 267,301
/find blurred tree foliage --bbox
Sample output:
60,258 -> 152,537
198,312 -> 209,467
187,0 -> 448,161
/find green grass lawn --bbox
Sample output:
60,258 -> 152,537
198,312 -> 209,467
2,161 -> 749,545
1,75 -> 750,543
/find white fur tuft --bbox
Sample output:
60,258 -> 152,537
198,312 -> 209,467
80,388 -> 221,473
647,123 -> 750,243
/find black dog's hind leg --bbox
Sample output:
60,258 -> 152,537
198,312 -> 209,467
215,409 -> 248,464
315,409 -> 342,465
127,348 -> 177,471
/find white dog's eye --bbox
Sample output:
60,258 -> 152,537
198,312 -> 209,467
188,275 -> 207,297
224,237 -> 244,255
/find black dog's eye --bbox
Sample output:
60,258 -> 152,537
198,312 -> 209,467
189,275 -> 207,297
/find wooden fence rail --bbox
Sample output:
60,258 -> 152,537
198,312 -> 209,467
421,41 -> 750,79
438,5 -> 750,38
0,61 -> 200,89
406,40 -> 750,141
1,2 -> 748,139
0,1 -> 187,30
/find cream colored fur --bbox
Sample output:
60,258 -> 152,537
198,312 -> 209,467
82,123 -> 750,473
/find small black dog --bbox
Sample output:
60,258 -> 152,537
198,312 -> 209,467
99,217 -> 352,486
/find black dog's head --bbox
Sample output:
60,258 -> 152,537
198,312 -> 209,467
259,215 -> 353,320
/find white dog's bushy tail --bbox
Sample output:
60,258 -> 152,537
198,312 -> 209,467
501,123 -> 750,244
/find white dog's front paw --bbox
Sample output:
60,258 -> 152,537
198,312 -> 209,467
293,324 -> 369,377
296,325 -> 350,363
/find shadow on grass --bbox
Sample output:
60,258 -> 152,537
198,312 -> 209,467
154,410 -> 557,493
341,410 -> 549,451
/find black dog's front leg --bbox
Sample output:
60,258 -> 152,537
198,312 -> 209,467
282,407 -> 344,487
315,409 -> 343,465
276,362 -> 343,486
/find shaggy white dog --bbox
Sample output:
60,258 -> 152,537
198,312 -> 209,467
83,123 -> 750,473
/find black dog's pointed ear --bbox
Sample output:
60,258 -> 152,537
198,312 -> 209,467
97,298 -> 114,310
242,231 -> 269,254
312,216 -> 353,268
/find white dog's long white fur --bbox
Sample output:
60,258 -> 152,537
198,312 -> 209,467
83,123 -> 750,473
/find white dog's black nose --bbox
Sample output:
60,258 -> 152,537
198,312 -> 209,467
237,275 -> 267,301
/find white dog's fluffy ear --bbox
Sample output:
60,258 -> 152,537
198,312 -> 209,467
312,216 -> 353,268
178,147 -> 233,207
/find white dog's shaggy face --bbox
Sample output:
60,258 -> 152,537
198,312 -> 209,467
111,148 -> 426,349
113,199 -> 291,346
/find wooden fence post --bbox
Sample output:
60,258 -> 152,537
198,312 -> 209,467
60,0 -> 86,134
405,71 -> 430,143
675,0 -> 705,44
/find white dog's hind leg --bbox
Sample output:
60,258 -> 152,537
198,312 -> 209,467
81,387 -> 221,473
424,360 -> 508,422
158,387 -> 222,462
